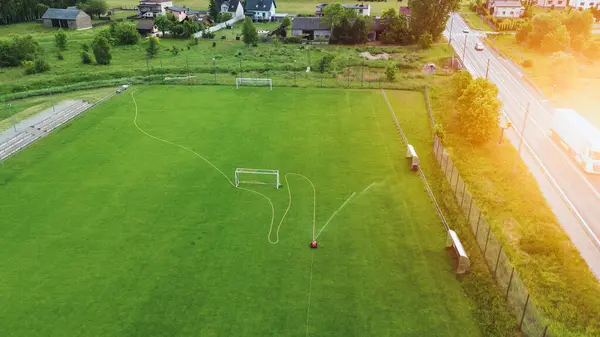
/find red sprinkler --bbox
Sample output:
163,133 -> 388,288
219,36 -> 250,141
310,240 -> 318,249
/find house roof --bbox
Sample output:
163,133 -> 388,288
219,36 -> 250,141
245,0 -> 277,11
41,8 -> 84,20
217,0 -> 241,11
343,4 -> 370,9
136,19 -> 156,29
493,1 -> 524,7
188,9 -> 208,15
291,17 -> 330,31
139,0 -> 171,3
166,5 -> 187,12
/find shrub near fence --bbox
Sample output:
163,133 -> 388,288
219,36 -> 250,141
431,134 -> 551,337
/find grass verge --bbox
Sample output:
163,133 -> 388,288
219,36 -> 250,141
428,81 -> 600,336
459,12 -> 495,32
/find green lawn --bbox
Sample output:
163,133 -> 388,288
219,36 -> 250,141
0,86 -> 481,336
459,12 -> 495,32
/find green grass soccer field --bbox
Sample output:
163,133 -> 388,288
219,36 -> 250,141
0,86 -> 480,336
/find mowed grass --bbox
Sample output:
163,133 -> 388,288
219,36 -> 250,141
0,86 -> 480,336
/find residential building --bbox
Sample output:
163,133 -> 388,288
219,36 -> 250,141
343,4 -> 370,16
136,19 -> 157,35
41,8 -> 92,30
291,17 -> 332,40
315,3 -> 371,16
490,1 -> 524,17
245,0 -> 277,21
536,0 -> 568,7
217,0 -> 245,19
569,0 -> 597,9
166,5 -> 188,21
138,0 -> 173,18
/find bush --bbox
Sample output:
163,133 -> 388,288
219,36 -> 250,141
284,36 -> 302,44
212,41 -> 216,47
113,22 -> 140,45
81,43 -> 90,52
0,35 -> 41,67
81,51 -> 92,64
170,45 -> 179,56
146,36 -> 160,58
385,62 -> 397,82
417,32 -> 433,49
91,35 -> 112,65
522,59 -> 533,67
319,53 -> 335,73
23,58 -> 50,75
56,52 -> 64,61
55,28 -> 68,51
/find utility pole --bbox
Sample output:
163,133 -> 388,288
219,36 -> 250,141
8,103 -> 16,132
485,59 -> 490,79
462,33 -> 468,62
293,60 -> 297,86
514,102 -> 530,176
448,13 -> 454,45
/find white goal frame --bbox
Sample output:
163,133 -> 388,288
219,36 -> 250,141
236,78 -> 272,91
235,168 -> 280,189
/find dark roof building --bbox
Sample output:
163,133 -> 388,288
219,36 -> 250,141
136,19 -> 157,35
291,17 -> 330,31
217,0 -> 241,12
41,8 -> 92,30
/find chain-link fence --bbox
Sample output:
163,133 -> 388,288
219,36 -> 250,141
432,135 -> 551,337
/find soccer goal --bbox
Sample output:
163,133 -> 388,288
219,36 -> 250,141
235,78 -> 272,91
235,168 -> 280,189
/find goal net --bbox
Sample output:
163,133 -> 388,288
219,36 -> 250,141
236,78 -> 272,91
235,168 -> 280,189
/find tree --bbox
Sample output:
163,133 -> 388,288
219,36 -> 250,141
331,16 -> 353,44
418,31 -> 433,49
146,36 -> 160,57
81,51 -> 92,64
380,9 -> 412,45
242,17 -> 258,46
591,5 -> 600,22
208,0 -> 219,21
321,3 -> 356,27
583,40 -> 600,58
114,22 -> 140,45
528,12 -> 563,49
451,69 -> 473,97
0,35 -> 40,67
549,51 -> 577,88
385,62 -> 397,82
540,25 -> 570,53
55,28 -> 68,50
155,14 -> 172,37
562,9 -> 593,39
319,54 -> 335,73
82,0 -> 108,18
409,0 -> 459,40
91,35 -> 111,65
515,21 -> 532,44
456,78 -> 501,145
282,16 -> 292,29
350,16 -> 371,44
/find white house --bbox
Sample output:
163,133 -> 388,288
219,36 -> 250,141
138,0 -> 173,18
536,0 -> 569,7
569,0 -> 597,9
217,0 -> 245,20
245,0 -> 276,21
490,1 -> 524,18
343,4 -> 371,16
166,5 -> 188,21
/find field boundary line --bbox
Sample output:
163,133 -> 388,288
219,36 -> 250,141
305,249 -> 316,337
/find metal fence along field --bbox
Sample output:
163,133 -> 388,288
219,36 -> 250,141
432,135 -> 552,337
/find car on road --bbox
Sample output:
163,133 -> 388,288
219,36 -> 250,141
116,84 -> 130,94
475,42 -> 484,51
462,28 -> 470,33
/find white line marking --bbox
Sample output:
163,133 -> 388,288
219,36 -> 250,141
305,250 -> 315,337
362,181 -> 376,193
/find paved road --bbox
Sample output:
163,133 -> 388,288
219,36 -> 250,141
445,13 -> 600,279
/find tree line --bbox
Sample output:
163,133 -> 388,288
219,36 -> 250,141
0,0 -> 109,25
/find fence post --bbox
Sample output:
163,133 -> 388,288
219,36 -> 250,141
467,199 -> 473,222
460,182 -> 467,207
453,170 -> 460,192
435,136 -> 441,158
505,267 -> 515,300
494,246 -> 503,276
519,294 -> 530,331
475,213 -> 481,237
542,325 -> 548,337
444,154 -> 450,176
483,227 -> 491,255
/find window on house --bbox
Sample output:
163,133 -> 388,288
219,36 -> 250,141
502,10 -> 506,14
580,1 -> 585,5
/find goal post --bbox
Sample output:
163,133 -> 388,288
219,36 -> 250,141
235,78 -> 272,91
235,168 -> 280,189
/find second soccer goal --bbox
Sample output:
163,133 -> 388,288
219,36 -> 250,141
235,78 -> 272,91
235,168 -> 280,189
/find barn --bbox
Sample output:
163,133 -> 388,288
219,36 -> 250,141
41,8 -> 92,30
